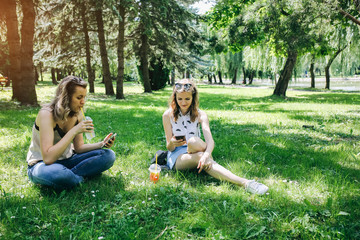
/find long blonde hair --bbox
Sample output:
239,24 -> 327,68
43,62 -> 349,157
169,79 -> 199,122
44,76 -> 87,122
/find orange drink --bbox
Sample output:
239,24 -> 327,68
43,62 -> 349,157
150,172 -> 159,183
149,164 -> 161,184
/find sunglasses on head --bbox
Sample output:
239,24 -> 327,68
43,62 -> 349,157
72,77 -> 84,83
175,83 -> 193,92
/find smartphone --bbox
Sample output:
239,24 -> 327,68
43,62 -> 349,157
175,135 -> 185,141
103,133 -> 117,147
107,133 -> 117,143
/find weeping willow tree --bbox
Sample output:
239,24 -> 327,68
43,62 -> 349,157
334,30 -> 360,76
224,51 -> 242,84
207,0 -> 338,96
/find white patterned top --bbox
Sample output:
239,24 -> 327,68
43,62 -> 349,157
170,111 -> 201,141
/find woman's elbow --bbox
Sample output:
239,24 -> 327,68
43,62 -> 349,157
42,154 -> 57,165
74,145 -> 86,154
42,158 -> 55,165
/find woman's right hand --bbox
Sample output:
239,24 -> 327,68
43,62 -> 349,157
76,119 -> 94,134
170,136 -> 186,148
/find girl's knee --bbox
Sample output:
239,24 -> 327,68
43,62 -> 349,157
103,149 -> 115,161
30,164 -> 82,189
187,136 -> 201,145
102,149 -> 116,168
187,137 -> 206,153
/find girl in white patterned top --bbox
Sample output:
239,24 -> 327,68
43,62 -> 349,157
162,79 -> 269,194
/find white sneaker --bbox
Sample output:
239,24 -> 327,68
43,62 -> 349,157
245,180 -> 269,195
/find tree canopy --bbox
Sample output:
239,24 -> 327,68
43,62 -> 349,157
1,0 -> 360,103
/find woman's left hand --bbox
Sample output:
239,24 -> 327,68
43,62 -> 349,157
102,135 -> 115,148
197,152 -> 212,173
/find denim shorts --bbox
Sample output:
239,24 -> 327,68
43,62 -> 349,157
166,145 -> 188,170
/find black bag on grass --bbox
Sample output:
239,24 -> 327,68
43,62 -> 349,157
150,150 -> 170,170
151,150 -> 168,165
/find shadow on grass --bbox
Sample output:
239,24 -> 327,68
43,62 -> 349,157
1,179 -> 359,239
0,173 -> 127,238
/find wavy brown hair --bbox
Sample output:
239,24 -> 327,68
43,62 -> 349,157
169,79 -> 199,122
43,76 -> 87,122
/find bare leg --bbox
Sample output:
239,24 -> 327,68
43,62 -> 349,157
206,161 -> 248,187
175,136 -> 206,169
178,137 -> 268,194
174,153 -> 248,187
187,137 -> 206,153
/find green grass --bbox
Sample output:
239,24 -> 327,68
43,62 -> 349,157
0,81 -> 360,239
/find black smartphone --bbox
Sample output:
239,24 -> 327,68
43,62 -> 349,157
175,135 -> 185,141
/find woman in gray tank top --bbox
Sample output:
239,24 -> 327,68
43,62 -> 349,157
26,76 -> 116,190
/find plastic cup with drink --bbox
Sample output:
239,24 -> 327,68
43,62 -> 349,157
84,116 -> 95,140
81,108 -> 95,140
149,164 -> 161,183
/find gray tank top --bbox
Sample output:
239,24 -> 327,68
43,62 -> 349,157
26,123 -> 74,166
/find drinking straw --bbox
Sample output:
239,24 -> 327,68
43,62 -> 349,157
155,154 -> 158,172
81,108 -> 86,119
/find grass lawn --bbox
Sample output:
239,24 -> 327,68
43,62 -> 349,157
0,81 -> 359,239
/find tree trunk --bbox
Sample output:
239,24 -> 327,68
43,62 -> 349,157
171,69 -> 175,85
4,0 -> 21,99
324,66 -> 330,89
18,0 -> 37,105
39,63 -> 43,81
139,23 -> 152,93
34,66 -> 38,84
80,1 -> 95,93
116,3 -> 125,99
56,69 -> 61,82
95,1 -> 114,95
310,55 -> 315,88
231,68 -> 237,84
213,73 -> 217,83
248,70 -> 254,84
273,50 -> 298,97
51,68 -> 57,85
242,66 -> 246,84
208,74 -> 212,84
218,71 -> 223,84
325,45 -> 347,89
